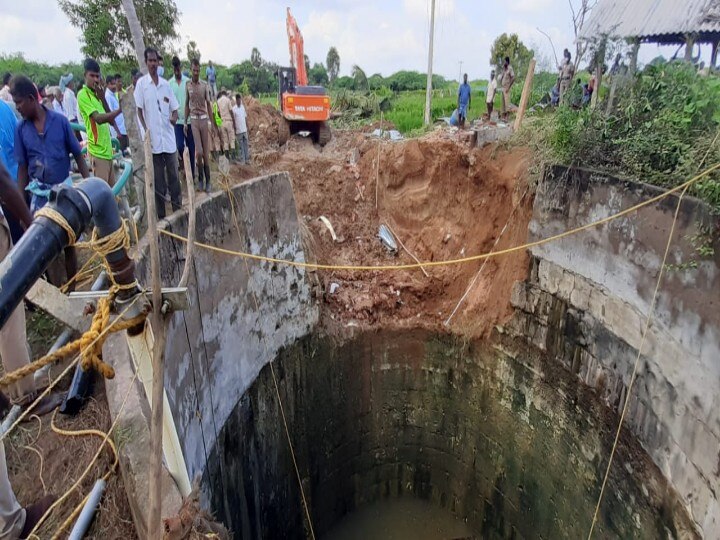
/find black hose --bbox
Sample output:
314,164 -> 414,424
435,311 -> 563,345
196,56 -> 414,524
0,179 -> 137,330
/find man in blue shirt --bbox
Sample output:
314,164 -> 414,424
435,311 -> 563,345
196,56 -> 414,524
0,99 -> 25,244
457,73 -> 472,128
206,60 -> 217,99
11,75 -> 89,289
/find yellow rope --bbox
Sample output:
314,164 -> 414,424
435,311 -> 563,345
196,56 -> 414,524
160,162 -> 720,272
75,222 -> 130,256
35,207 -> 76,245
0,292 -> 145,387
0,296 -> 143,447
587,184 -> 689,538
60,253 -> 101,294
29,371 -> 137,539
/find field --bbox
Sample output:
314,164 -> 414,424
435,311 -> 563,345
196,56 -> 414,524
258,73 -> 562,135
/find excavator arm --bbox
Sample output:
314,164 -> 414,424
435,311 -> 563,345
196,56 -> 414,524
286,7 -> 308,87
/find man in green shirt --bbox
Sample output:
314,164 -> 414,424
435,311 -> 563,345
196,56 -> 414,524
169,56 -> 195,183
77,58 -> 121,185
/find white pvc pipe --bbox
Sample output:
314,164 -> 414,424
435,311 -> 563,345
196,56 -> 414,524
68,478 -> 106,540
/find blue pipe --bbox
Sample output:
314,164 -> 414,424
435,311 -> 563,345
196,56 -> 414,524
112,159 -> 132,196
70,122 -> 132,196
70,122 -> 121,153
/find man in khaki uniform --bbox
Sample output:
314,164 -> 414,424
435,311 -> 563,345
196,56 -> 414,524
558,49 -> 575,105
216,91 -> 236,158
500,56 -> 515,120
185,58 -> 216,193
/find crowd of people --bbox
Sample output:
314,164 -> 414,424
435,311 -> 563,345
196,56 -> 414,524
454,55 -> 516,127
0,47 -> 255,537
0,49 -> 252,222
455,47 -> 606,128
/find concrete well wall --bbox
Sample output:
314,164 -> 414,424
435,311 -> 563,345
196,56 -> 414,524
134,172 -> 319,481
507,166 -> 720,536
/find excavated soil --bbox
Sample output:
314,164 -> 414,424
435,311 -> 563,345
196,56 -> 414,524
240,124 -> 533,337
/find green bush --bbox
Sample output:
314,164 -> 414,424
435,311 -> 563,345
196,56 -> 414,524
526,61 -> 720,211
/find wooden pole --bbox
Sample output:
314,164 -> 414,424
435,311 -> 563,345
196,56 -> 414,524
513,58 -> 536,131
684,34 -> 695,62
711,40 -> 719,70
120,0 -> 147,72
375,112 -> 383,209
144,132 -> 168,540
423,0 -> 436,126
606,73 -> 619,114
590,39 -> 606,109
628,40 -> 640,75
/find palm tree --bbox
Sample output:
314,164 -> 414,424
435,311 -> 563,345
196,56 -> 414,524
352,65 -> 368,91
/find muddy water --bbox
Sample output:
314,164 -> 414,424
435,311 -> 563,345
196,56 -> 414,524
323,497 -> 474,540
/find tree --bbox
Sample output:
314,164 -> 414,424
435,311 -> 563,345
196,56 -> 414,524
120,0 -> 146,69
60,0 -> 179,65
304,54 -> 310,77
251,47 -> 262,69
308,62 -> 328,86
186,40 -> 201,62
490,33 -> 534,78
569,0 -> 596,75
326,46 -> 340,83
351,65 -> 368,91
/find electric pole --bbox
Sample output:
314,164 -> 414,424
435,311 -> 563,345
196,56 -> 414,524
423,0 -> 436,126
458,60 -> 463,82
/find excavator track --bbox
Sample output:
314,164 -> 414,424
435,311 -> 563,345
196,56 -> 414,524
317,122 -> 332,146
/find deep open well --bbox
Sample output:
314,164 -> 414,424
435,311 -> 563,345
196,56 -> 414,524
110,166 -> 719,539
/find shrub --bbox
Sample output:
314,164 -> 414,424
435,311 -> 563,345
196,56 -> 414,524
524,61 -> 720,211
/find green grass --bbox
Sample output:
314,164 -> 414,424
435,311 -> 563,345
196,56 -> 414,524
257,94 -> 278,107
257,74 -> 560,135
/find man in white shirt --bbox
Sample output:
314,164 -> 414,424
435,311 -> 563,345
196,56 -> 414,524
60,75 -> 79,126
485,70 -> 497,119
105,75 -> 127,150
134,47 -> 181,219
0,73 -> 11,103
52,87 -> 67,117
232,94 -> 250,164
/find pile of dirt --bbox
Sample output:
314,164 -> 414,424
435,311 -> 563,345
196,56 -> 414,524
254,127 -> 533,336
243,97 -> 287,152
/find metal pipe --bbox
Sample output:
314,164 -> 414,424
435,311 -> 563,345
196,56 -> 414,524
34,327 -> 74,387
60,272 -> 109,416
68,478 -> 106,540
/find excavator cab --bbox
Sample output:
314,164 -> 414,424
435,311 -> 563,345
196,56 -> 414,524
278,9 -> 332,146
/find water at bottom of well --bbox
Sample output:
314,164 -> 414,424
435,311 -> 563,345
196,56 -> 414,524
322,497 -> 475,540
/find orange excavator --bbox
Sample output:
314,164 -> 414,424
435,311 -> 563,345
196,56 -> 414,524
278,8 -> 332,145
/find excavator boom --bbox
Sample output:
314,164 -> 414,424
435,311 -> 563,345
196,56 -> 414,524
286,8 -> 308,87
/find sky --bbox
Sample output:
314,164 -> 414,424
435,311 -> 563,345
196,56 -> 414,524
0,0 -> 703,79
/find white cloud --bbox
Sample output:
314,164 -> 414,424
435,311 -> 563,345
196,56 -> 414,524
509,0 -> 555,13
0,10 -> 81,64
